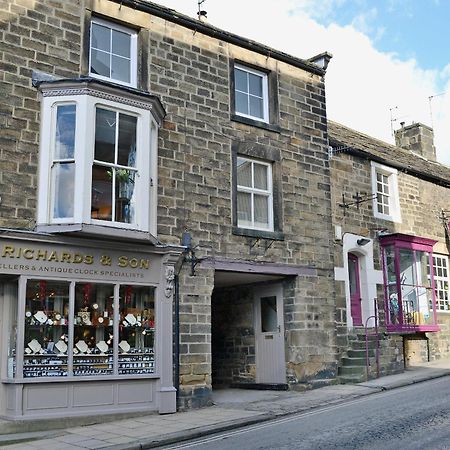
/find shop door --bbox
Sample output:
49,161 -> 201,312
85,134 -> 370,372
254,285 -> 286,384
348,253 -> 363,326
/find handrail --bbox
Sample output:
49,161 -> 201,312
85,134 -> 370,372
365,298 -> 380,380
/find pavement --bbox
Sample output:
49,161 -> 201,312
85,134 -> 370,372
2,359 -> 450,449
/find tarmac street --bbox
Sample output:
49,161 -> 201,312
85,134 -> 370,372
161,377 -> 450,449
2,359 -> 450,449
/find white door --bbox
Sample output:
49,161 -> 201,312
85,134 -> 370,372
254,284 -> 286,384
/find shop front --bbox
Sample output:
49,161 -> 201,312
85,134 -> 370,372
0,231 -> 181,419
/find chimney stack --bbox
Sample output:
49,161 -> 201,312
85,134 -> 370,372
394,122 -> 436,161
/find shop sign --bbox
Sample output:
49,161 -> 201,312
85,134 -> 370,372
0,241 -> 160,283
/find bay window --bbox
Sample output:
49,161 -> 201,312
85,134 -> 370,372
380,233 -> 439,332
37,79 -> 164,235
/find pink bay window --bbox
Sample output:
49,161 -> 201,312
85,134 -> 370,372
380,234 -> 439,333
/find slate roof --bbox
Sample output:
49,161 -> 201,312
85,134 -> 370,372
327,120 -> 450,188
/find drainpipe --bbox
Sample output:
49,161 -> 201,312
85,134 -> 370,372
174,274 -> 180,402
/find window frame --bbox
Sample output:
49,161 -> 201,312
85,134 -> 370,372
236,157 -> 274,231
371,161 -> 401,223
233,63 -> 269,123
432,254 -> 450,312
231,142 -> 284,240
230,60 -> 280,133
37,81 -> 162,236
89,17 -> 138,88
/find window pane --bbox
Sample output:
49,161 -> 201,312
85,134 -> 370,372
418,251 -> 431,286
112,29 -> 131,58
55,104 -> 76,159
118,113 -> 137,167
384,246 -> 396,283
235,68 -> 247,92
7,283 -> 17,378
254,194 -> 269,227
90,49 -> 110,77
237,191 -> 251,224
249,72 -> 263,96
111,55 -> 130,83
261,296 -> 278,333
237,158 -> 252,187
52,163 -> 75,219
119,285 -> 155,375
95,108 -> 116,163
91,23 -> 110,52
24,280 -> 70,378
348,256 -> 358,295
91,164 -> 113,221
249,95 -> 264,119
261,296 -> 277,332
254,163 -> 268,190
115,169 -> 136,224
74,283 -> 114,376
388,284 -> 400,325
235,91 -> 248,115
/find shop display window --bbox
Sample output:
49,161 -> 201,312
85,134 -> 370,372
13,278 -> 156,380
73,283 -> 114,376
119,285 -> 155,375
23,280 -> 70,378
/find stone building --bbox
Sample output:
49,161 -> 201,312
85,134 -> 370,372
0,0 -> 336,418
329,120 -> 450,381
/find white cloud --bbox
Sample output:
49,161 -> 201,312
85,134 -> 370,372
157,0 -> 450,165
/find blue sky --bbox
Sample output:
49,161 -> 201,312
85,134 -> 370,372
305,0 -> 448,82
157,0 -> 450,165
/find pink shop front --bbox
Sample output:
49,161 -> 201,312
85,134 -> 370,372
380,233 -> 439,334
0,231 -> 181,420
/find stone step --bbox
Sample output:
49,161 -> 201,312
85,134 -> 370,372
338,373 -> 366,384
348,349 -> 374,358
341,357 -> 367,367
350,341 -> 379,350
338,365 -> 366,377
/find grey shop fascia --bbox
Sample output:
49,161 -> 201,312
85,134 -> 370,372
0,231 -> 182,419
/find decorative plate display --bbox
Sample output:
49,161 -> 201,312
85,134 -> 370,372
119,340 -> 130,353
75,340 -> 88,354
55,340 -> 68,354
34,311 -> 47,324
125,314 -> 137,326
96,340 -> 108,354
28,339 -> 42,354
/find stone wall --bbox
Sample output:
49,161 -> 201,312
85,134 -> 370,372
211,286 -> 255,387
0,0 -> 82,229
